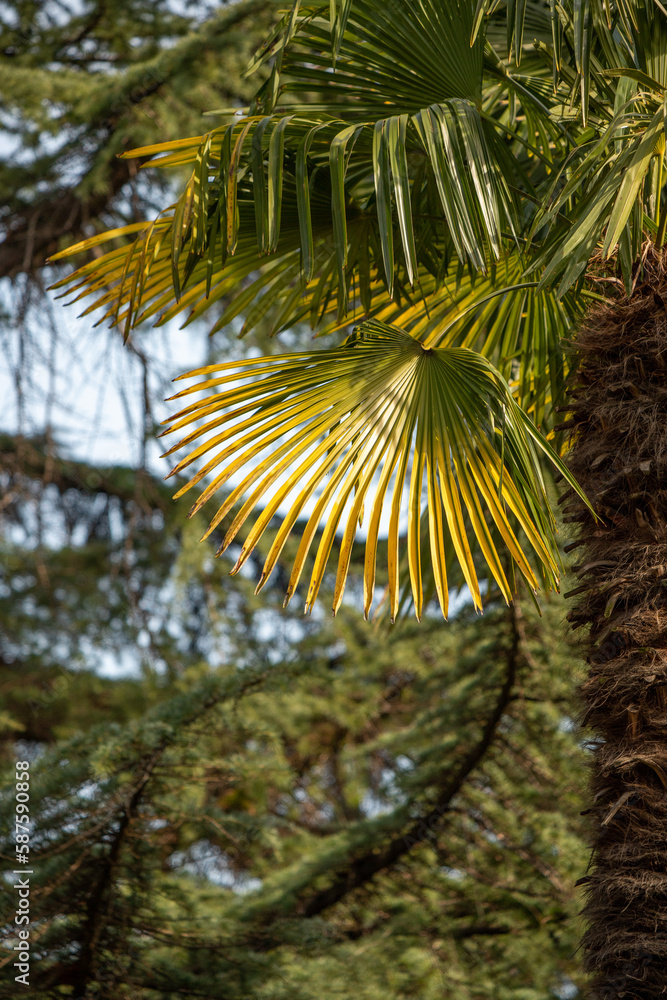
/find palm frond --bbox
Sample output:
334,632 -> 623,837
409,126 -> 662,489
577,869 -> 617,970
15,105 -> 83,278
50,95 -> 528,325
47,0 -> 622,620
161,319 -> 587,620
282,0 -> 484,116
531,104 -> 665,291
51,0 -> 562,321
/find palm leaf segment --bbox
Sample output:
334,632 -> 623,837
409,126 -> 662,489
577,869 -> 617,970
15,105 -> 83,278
484,0 -> 667,292
50,0 -> 549,334
164,320 -> 583,620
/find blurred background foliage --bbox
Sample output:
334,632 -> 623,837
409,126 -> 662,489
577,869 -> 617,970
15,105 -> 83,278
0,2 -> 589,997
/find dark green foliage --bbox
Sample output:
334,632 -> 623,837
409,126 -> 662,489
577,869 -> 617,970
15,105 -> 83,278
0,0 -> 272,278
0,433 -> 180,740
1,441 -> 589,998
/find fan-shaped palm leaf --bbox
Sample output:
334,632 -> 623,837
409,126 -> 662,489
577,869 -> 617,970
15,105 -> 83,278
50,97 -> 526,330
162,320 -> 587,620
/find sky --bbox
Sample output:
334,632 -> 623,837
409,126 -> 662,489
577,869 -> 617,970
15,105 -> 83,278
0,274 -> 211,474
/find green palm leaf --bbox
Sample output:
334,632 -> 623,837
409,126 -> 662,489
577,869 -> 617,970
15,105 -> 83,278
282,0 -> 484,116
50,98 -> 524,326
162,319 -> 586,620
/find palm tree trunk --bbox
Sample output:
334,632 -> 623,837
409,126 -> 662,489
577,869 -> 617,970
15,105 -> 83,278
563,250 -> 667,998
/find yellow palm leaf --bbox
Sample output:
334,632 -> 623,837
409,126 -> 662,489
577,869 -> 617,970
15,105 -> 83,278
162,320 -> 587,620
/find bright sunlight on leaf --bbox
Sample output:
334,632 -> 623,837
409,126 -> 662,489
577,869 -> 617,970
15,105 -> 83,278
162,320 -> 586,621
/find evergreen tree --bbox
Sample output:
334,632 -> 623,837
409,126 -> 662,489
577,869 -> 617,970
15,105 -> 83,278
0,442 -> 589,998
0,0 -> 272,278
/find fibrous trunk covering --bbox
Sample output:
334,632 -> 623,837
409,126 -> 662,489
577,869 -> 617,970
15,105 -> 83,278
564,251 -> 667,998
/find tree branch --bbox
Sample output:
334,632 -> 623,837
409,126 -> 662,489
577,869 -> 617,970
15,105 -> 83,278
0,0 -> 269,279
297,606 -> 519,918
238,604 -> 522,947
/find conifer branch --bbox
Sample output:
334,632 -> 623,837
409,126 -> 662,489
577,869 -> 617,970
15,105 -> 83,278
238,604 -> 522,944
